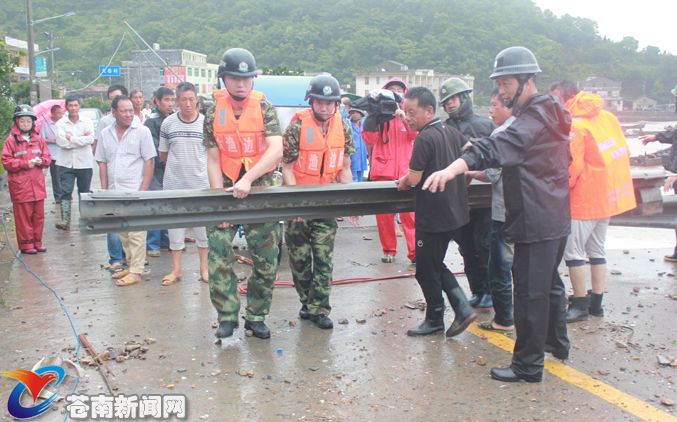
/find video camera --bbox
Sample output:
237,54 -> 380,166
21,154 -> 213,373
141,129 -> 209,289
352,89 -> 402,132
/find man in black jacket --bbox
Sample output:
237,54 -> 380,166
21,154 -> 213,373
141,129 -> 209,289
424,46 -> 572,383
440,77 -> 495,309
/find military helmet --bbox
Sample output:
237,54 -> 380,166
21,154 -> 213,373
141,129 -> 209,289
14,104 -> 37,120
305,74 -> 341,102
217,48 -> 258,78
439,77 -> 472,104
490,46 -> 542,79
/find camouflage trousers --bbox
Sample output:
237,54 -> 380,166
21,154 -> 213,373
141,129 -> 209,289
207,222 -> 280,323
285,218 -> 338,316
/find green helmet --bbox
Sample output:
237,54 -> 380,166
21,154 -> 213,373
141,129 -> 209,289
217,48 -> 258,78
490,46 -> 542,79
305,74 -> 341,102
439,77 -> 472,105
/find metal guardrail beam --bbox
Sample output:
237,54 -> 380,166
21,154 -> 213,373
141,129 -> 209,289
79,181 -> 492,234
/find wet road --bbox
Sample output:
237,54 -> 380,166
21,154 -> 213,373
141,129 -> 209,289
0,196 -> 676,422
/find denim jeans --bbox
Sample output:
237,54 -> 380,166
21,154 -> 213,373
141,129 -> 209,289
488,220 -> 514,326
58,166 -> 92,201
107,232 -> 124,264
146,229 -> 169,251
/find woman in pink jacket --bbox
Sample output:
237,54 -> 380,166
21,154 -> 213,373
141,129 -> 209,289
1,105 -> 51,254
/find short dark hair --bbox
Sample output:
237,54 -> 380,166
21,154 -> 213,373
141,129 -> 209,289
404,86 -> 436,113
154,87 -> 174,101
130,89 -> 143,97
108,84 -> 128,98
111,95 -> 131,111
65,96 -> 79,106
490,87 -> 500,98
550,80 -> 579,102
175,82 -> 197,97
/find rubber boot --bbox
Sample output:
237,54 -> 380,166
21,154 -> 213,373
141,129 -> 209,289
565,296 -> 589,323
588,291 -> 604,317
407,304 -> 445,336
445,287 -> 477,337
55,201 -> 71,231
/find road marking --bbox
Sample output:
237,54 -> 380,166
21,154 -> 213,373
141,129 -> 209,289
467,324 -> 677,422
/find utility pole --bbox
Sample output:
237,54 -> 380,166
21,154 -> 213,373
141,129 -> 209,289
25,0 -> 38,105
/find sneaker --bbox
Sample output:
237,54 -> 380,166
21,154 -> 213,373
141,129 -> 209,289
147,250 -> 161,258
381,253 -> 395,263
664,254 -> 677,263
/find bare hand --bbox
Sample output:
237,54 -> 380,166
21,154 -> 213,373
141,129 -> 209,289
226,178 -> 252,199
639,134 -> 657,145
664,175 -> 677,192
33,157 -> 42,167
27,159 -> 36,168
395,177 -> 410,191
66,132 -> 72,141
84,130 -> 93,136
394,109 -> 406,120
218,222 -> 230,229
347,216 -> 360,227
423,169 -> 454,192
291,217 -> 304,223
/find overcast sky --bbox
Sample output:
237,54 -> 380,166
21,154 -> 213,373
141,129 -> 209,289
533,0 -> 676,54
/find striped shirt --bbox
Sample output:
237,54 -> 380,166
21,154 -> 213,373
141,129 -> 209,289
159,112 -> 209,190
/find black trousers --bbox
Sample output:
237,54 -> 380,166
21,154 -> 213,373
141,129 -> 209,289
415,228 -> 464,312
457,208 -> 491,296
511,237 -> 569,378
49,161 -> 61,202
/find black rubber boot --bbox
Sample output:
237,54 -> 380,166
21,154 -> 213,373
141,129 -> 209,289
445,287 -> 477,337
215,321 -> 238,338
244,320 -> 271,339
299,304 -> 310,320
566,296 -> 589,323
407,305 -> 444,336
588,292 -> 604,317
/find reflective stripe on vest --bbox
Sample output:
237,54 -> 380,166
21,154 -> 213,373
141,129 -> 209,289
293,109 -> 345,185
212,89 -> 269,182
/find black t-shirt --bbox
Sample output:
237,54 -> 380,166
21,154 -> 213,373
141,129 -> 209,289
409,118 -> 469,232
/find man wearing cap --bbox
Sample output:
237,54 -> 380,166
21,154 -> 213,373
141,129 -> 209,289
204,48 -> 283,340
348,106 -> 368,182
363,77 -> 417,265
440,77 -> 495,310
424,46 -> 572,383
282,74 -> 354,330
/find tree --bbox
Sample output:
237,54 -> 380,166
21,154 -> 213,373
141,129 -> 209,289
0,38 -> 18,174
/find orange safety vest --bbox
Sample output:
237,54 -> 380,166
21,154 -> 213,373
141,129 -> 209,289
566,91 -> 636,219
292,109 -> 345,185
212,89 -> 272,182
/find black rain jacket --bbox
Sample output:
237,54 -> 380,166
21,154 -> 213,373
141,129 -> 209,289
445,98 -> 495,140
462,94 -> 572,243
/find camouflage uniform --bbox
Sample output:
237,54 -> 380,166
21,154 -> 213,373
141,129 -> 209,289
282,116 -> 354,316
203,94 -> 282,323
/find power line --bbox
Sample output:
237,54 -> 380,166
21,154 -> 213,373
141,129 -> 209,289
65,31 -> 128,93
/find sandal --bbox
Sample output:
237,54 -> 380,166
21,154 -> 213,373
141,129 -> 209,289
115,274 -> 140,287
161,273 -> 181,286
477,320 -> 514,334
198,272 -> 209,283
112,269 -> 130,279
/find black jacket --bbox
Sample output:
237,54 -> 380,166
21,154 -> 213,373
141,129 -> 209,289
462,94 -> 572,243
445,98 -> 495,140
144,109 -> 170,190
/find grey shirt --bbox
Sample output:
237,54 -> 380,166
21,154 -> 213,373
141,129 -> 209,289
485,116 -> 515,222
94,119 -> 157,191
159,112 -> 209,190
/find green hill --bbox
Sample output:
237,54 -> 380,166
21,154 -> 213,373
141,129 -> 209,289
2,0 -> 676,104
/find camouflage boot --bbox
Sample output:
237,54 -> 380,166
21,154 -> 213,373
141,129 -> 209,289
55,201 -> 71,231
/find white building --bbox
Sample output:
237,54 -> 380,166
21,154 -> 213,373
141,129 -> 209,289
355,60 -> 474,100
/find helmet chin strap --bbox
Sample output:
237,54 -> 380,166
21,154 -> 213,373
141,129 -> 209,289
504,75 -> 530,109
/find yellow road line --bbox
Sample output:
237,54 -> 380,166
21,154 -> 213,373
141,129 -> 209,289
467,324 -> 677,422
